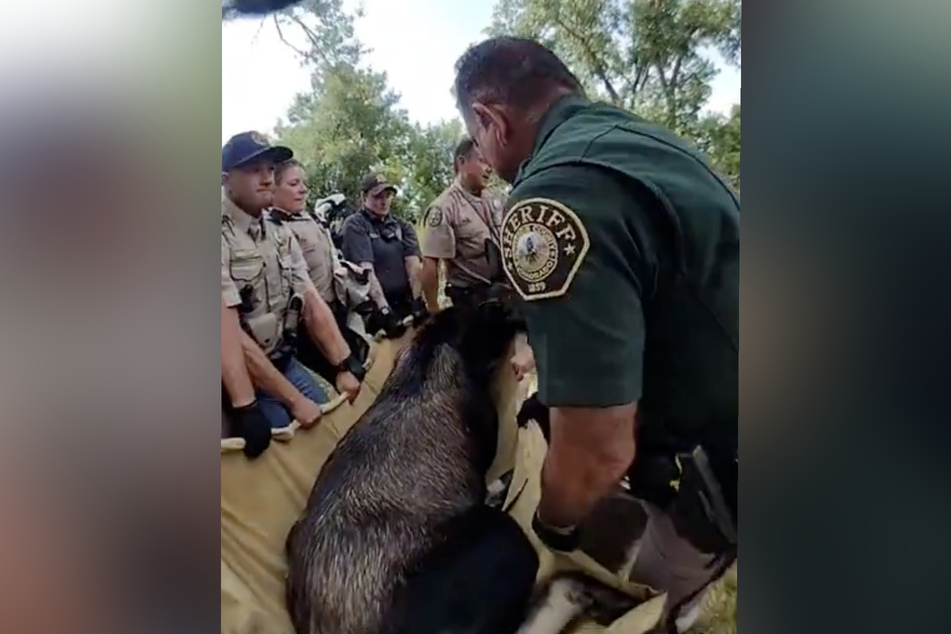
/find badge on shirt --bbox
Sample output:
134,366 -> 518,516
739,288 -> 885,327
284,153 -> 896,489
500,197 -> 589,301
425,206 -> 443,227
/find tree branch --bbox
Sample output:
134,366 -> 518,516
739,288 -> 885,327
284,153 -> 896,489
282,12 -> 332,67
552,14 -> 621,105
630,53 -> 649,100
273,16 -> 310,60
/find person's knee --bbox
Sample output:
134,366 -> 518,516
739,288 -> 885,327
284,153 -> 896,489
285,360 -> 329,404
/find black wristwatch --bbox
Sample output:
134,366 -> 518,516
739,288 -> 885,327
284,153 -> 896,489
335,352 -> 366,382
532,511 -> 581,552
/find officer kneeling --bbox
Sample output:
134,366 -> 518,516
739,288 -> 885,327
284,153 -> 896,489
220,132 -> 364,435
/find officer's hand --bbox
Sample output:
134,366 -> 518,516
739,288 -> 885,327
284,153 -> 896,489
230,401 -> 272,459
290,397 -> 323,429
516,393 -> 550,442
335,371 -> 362,403
409,297 -> 430,327
511,343 -> 536,381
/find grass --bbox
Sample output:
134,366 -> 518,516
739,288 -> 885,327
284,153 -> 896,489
692,564 -> 737,634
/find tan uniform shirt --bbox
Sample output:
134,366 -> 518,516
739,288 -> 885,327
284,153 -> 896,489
270,208 -> 338,304
221,198 -> 311,355
419,181 -> 505,288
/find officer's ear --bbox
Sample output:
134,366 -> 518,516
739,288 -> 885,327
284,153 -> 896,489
471,102 -> 511,146
221,172 -> 229,188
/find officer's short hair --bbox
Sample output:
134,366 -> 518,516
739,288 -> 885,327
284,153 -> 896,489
275,158 -> 302,185
453,138 -> 477,172
453,37 -> 584,113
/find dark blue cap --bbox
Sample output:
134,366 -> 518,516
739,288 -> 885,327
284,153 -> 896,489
222,131 -> 293,171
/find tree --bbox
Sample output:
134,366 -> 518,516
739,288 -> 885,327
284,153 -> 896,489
696,104 -> 740,191
274,63 -> 414,213
488,0 -> 741,185
395,119 -> 465,220
252,0 -> 469,222
488,0 -> 740,131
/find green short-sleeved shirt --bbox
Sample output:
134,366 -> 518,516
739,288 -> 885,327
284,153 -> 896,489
502,95 -> 739,448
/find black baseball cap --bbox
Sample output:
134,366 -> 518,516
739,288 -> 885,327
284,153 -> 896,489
360,173 -> 398,197
222,131 -> 293,171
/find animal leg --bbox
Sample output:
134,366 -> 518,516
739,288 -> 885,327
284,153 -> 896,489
389,505 -> 539,634
517,572 -> 641,634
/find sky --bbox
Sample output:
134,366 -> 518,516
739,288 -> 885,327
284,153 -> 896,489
222,0 -> 741,144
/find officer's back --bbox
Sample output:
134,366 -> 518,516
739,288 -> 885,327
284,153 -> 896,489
516,96 -> 739,454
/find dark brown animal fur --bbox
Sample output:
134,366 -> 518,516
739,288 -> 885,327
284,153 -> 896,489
284,301 -> 525,634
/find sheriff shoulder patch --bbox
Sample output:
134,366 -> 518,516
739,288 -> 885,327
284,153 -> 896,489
500,197 -> 590,301
425,206 -> 443,227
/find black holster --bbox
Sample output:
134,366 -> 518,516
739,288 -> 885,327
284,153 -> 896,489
632,444 -> 737,555
267,294 -> 304,371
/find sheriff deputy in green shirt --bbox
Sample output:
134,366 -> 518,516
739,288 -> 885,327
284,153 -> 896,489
453,37 -> 739,632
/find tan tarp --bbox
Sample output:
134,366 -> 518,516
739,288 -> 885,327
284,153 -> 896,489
221,330 -> 664,634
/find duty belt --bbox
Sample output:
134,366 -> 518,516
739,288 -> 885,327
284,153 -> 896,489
629,442 -> 736,555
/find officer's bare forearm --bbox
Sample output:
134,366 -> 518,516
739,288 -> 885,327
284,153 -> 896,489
538,404 -> 637,529
240,332 -> 306,409
222,303 -> 255,407
404,255 -> 423,299
514,331 -> 530,355
360,262 -> 389,309
419,257 -> 441,311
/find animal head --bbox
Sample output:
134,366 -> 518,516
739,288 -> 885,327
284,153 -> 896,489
408,299 -> 523,388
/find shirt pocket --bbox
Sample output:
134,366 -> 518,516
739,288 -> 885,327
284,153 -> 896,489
229,249 -> 270,318
455,218 -> 487,257
301,242 -> 326,273
229,249 -> 265,283
274,253 -> 299,301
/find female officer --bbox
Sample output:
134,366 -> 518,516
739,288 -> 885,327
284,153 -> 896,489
269,159 -> 372,383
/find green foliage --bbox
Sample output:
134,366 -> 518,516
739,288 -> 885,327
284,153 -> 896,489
263,1 -> 467,222
488,0 -> 741,189
263,0 -> 740,223
695,103 -> 740,191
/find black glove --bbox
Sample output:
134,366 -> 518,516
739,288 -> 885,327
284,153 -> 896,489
516,392 -> 551,442
336,351 -> 367,383
408,297 -> 429,326
368,306 -> 406,338
230,401 -> 271,459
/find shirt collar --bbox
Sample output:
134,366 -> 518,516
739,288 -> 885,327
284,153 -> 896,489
222,196 -> 264,237
514,94 -> 591,183
269,206 -> 305,220
361,207 -> 394,225
452,178 -> 484,203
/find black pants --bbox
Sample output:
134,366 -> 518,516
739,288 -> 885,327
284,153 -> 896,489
384,288 -> 414,318
445,284 -> 489,309
295,304 -> 370,385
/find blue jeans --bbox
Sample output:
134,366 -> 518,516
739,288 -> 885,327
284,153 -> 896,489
256,357 -> 329,428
